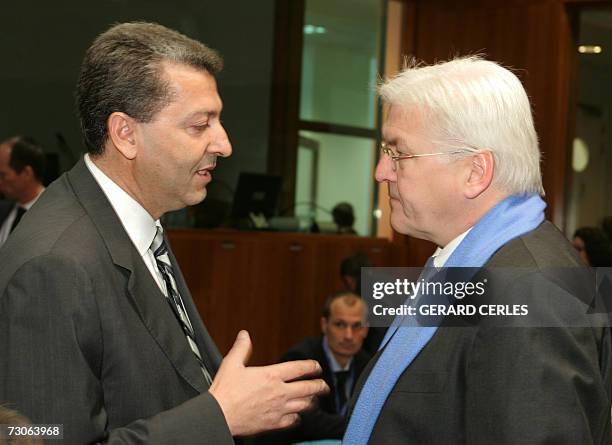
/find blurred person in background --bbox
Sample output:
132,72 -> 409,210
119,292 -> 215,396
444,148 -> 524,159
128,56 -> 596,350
0,136 -> 45,247
573,226 -> 612,267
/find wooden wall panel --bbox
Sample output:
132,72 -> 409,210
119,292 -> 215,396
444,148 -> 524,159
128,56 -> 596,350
168,230 -> 406,365
379,0 -> 608,265
402,0 -> 576,227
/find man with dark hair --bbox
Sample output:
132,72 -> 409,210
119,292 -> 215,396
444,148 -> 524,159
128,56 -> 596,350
261,293 -> 370,444
0,136 -> 46,246
573,226 -> 612,267
0,22 -> 326,444
339,252 -> 371,295
332,202 -> 357,234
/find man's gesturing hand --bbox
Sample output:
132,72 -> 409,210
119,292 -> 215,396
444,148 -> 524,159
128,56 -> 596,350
209,330 -> 329,437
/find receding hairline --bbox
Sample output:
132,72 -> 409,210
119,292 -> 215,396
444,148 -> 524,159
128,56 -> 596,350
327,293 -> 367,318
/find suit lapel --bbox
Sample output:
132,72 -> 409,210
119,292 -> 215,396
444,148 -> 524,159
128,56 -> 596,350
66,159 -> 208,394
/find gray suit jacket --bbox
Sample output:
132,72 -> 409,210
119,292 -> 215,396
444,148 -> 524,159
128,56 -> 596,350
349,222 -> 612,444
0,159 -> 234,444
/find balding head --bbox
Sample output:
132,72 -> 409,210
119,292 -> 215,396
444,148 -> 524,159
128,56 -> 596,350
321,293 -> 368,367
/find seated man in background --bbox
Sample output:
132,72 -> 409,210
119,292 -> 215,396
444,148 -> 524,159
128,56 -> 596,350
331,202 -> 357,235
258,293 -> 371,444
0,136 -> 46,247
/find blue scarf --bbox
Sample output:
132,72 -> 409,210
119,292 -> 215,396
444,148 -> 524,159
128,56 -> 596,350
343,194 -> 546,445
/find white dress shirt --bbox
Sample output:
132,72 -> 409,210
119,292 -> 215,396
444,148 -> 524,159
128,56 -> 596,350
431,228 -> 472,268
84,154 -> 166,293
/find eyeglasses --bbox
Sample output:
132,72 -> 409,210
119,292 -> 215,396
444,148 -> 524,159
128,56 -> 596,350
380,141 -> 476,164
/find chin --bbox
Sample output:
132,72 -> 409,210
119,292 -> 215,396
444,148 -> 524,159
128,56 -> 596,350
185,189 -> 207,206
390,215 -> 411,236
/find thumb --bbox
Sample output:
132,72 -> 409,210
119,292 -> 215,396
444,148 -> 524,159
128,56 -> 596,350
224,330 -> 252,367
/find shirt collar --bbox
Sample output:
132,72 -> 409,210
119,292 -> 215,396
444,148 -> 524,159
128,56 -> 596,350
432,227 -> 472,268
322,336 -> 352,372
84,154 -> 158,255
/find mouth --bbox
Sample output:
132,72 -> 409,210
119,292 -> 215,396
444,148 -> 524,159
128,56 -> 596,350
196,165 -> 215,179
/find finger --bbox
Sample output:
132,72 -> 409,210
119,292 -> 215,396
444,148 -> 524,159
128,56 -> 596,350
271,359 -> 322,381
284,378 -> 329,400
222,330 -> 252,367
283,396 -> 317,414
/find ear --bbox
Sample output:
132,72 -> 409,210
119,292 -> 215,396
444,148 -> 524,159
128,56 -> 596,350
320,317 -> 328,335
107,112 -> 138,160
463,151 -> 495,199
19,165 -> 34,179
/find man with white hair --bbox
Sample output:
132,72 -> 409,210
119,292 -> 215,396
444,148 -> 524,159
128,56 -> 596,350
343,57 -> 612,444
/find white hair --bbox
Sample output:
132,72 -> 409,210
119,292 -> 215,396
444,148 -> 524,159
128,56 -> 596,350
378,56 -> 544,195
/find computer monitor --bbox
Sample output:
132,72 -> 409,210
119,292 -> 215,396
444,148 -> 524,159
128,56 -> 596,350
230,172 -> 282,221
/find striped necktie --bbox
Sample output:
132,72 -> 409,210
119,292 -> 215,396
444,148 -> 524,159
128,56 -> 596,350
150,226 -> 213,385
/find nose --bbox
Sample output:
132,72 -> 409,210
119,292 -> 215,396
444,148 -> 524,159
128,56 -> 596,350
375,155 -> 396,183
344,326 -> 354,340
210,123 -> 232,158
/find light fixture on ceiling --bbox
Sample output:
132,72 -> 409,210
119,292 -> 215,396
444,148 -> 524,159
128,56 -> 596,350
572,137 -> 589,173
578,45 -> 602,54
303,24 -> 327,35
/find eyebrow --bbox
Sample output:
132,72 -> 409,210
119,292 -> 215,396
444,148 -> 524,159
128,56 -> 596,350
384,138 -> 412,154
383,136 -> 398,146
184,111 -> 213,122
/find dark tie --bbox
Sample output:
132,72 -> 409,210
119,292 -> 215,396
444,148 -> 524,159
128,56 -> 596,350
150,226 -> 213,385
335,370 -> 351,415
10,206 -> 26,232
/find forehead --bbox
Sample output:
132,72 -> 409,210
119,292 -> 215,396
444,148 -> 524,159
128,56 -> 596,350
382,104 -> 431,144
0,145 -> 11,165
330,298 -> 365,319
156,61 -> 222,119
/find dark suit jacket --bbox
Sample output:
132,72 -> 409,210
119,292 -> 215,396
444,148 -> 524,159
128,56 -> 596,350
348,222 -> 612,444
256,336 -> 370,444
0,199 -> 14,228
0,159 -> 233,444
